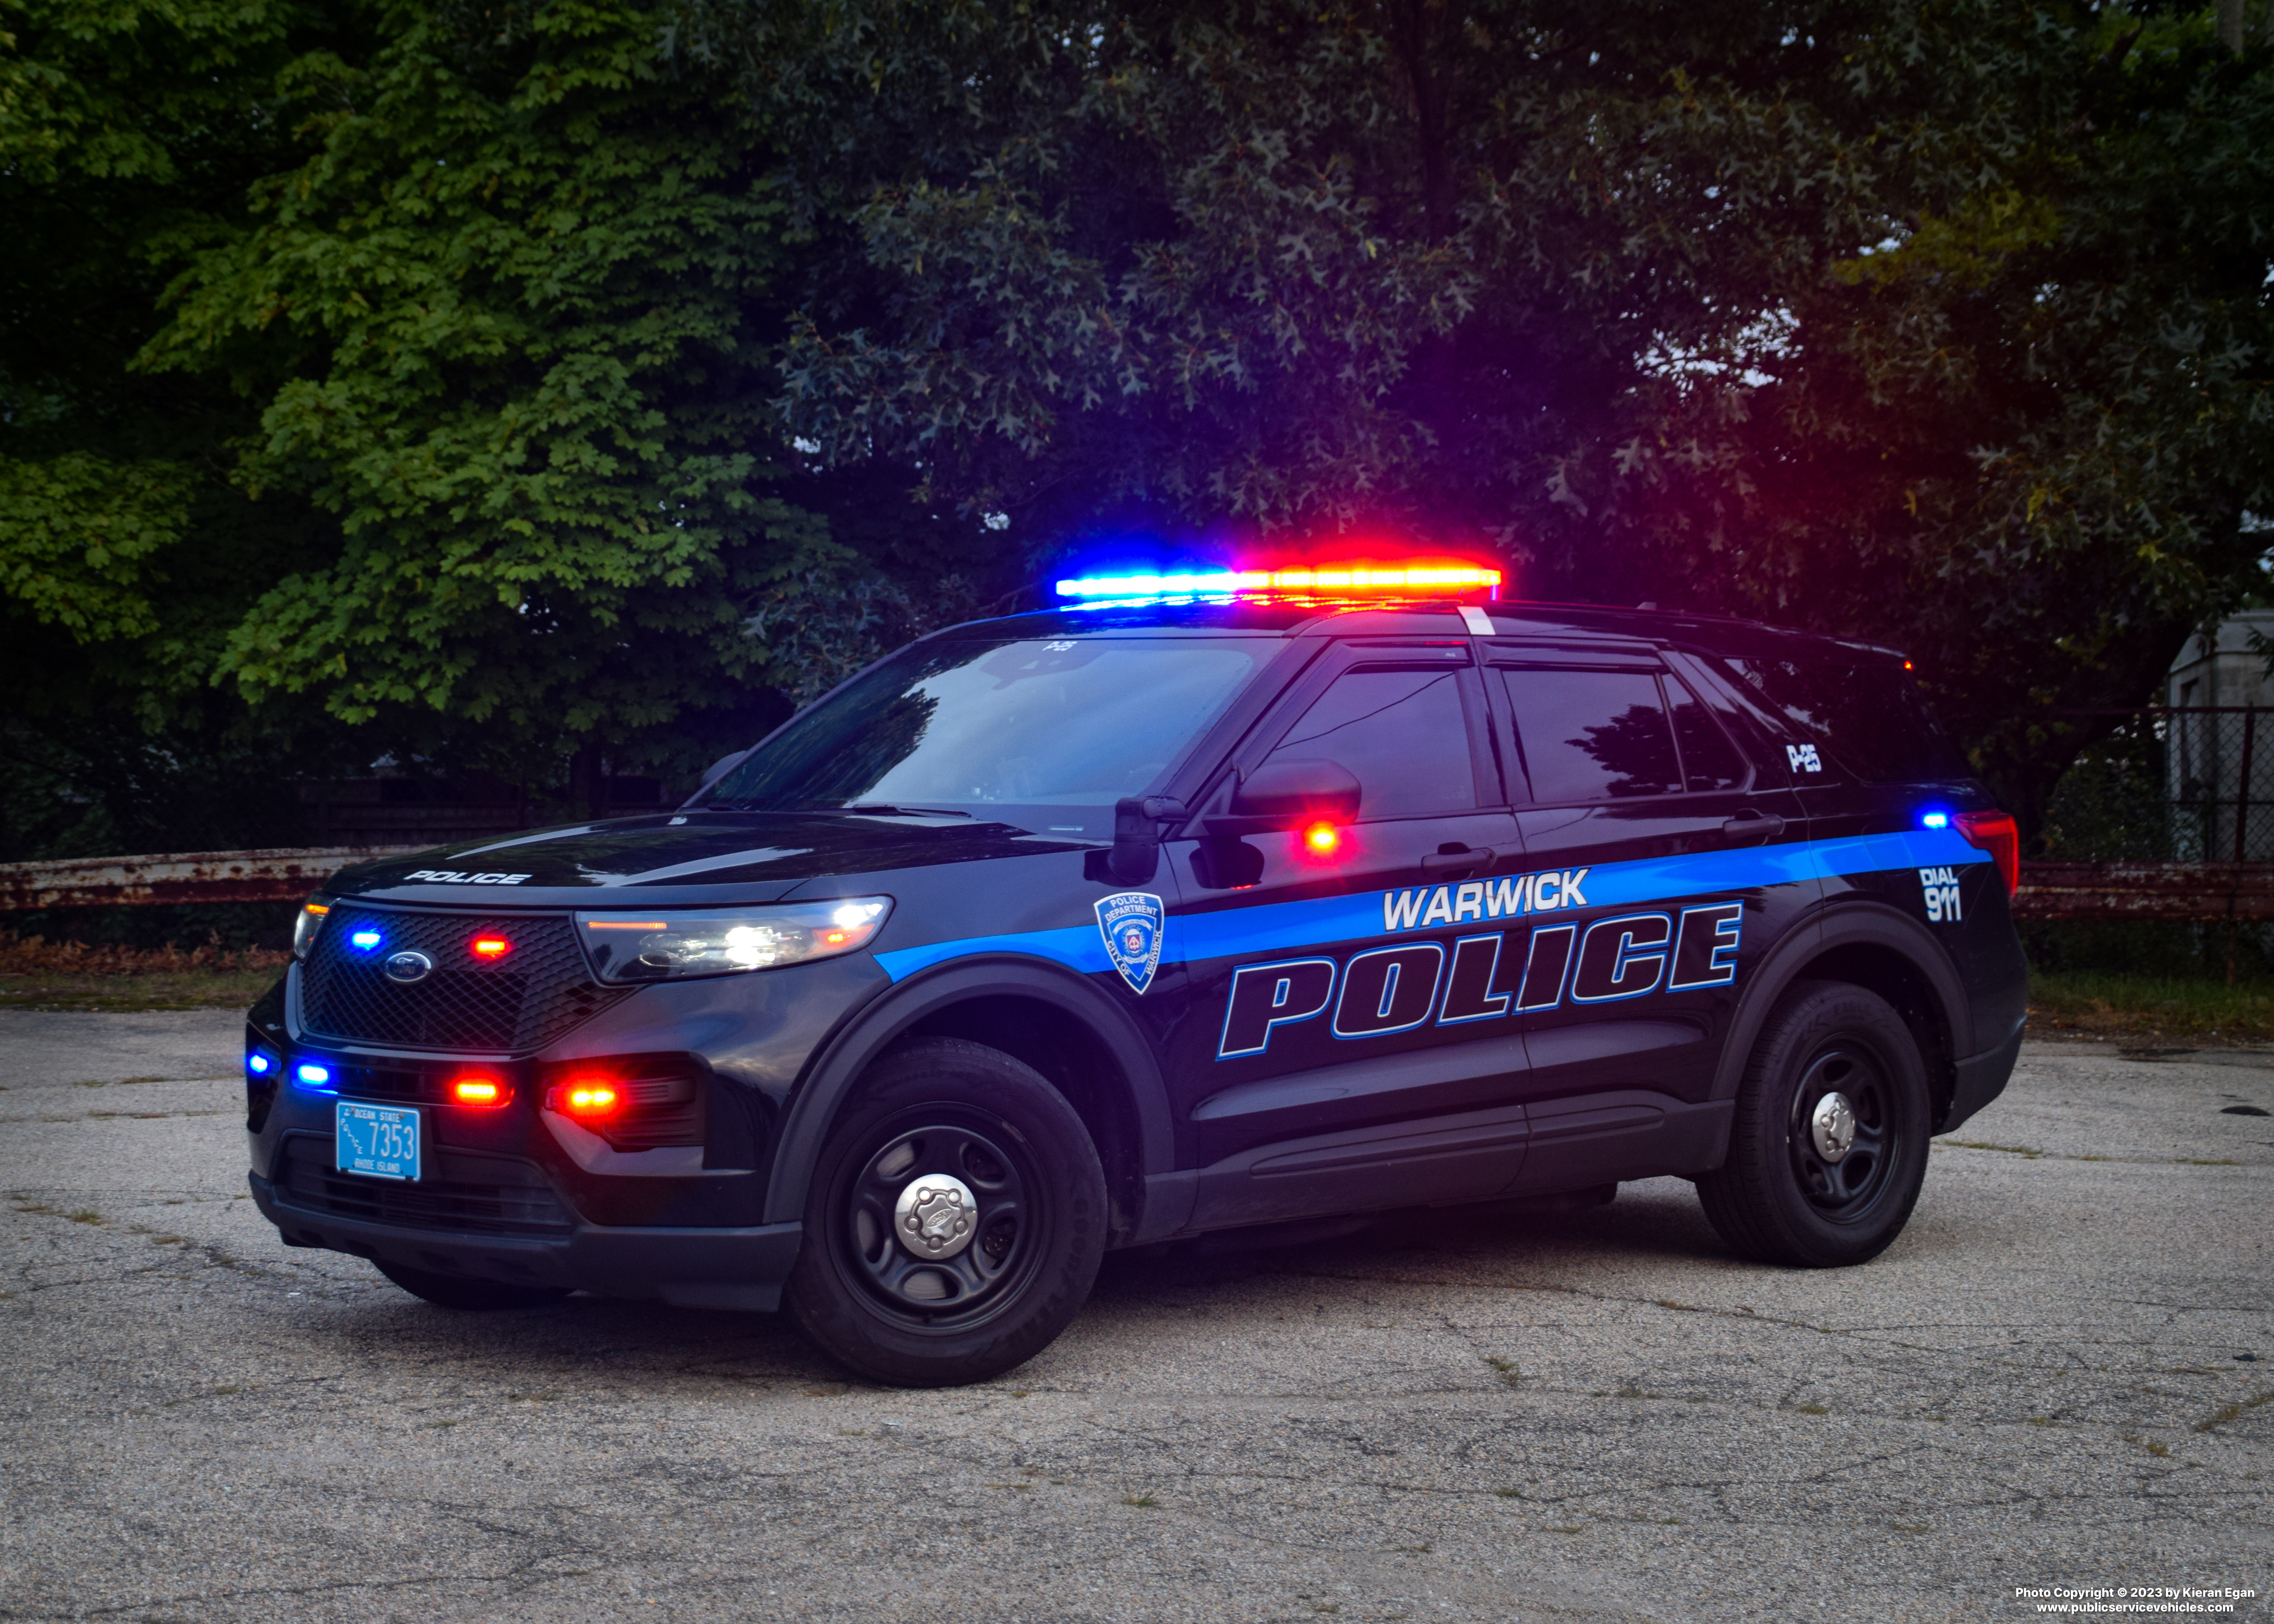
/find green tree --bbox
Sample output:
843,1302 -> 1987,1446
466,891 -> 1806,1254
0,0 -> 358,858
692,0 -> 2274,832
142,0 -> 849,798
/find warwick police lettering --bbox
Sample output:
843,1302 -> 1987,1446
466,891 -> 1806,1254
1381,869 -> 1591,932
1215,901 -> 1748,1059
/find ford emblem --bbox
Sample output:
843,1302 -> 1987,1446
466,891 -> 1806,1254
383,949 -> 434,984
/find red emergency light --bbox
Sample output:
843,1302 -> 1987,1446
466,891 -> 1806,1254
450,1073 -> 511,1108
1054,561 -> 1501,602
549,1078 -> 622,1120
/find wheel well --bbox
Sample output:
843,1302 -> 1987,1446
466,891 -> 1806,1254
903,995 -> 1145,1242
1795,944 -> 1957,1128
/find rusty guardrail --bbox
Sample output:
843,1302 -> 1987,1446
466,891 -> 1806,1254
2010,861 -> 2274,923
0,848 -> 422,911
2,847 -> 2271,923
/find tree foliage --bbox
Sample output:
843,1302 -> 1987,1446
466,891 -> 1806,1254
140,0 -> 854,785
4,0 -> 2271,853
686,0 -> 2274,822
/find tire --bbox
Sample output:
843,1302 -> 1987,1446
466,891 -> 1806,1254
373,1260 -> 571,1311
785,1037 -> 1107,1388
1696,980 -> 1932,1268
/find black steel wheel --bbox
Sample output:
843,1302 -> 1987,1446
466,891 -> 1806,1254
786,1038 -> 1107,1387
840,1115 -> 1042,1324
1697,980 -> 1932,1267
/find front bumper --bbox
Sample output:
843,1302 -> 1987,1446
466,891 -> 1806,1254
251,1169 -> 803,1311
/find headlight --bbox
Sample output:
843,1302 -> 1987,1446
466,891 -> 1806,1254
292,897 -> 332,960
574,898 -> 892,983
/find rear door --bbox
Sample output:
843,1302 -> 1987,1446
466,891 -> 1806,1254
1163,638 -> 1528,1207
1480,643 -> 1812,1116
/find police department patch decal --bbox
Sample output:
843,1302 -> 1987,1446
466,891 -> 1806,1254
1094,892 -> 1165,995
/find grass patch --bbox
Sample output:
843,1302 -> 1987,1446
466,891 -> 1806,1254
2192,1389 -> 2274,1433
0,968 -> 279,1012
0,932 -> 284,1012
2030,970 -> 2274,1043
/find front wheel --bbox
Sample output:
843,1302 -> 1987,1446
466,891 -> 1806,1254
1696,980 -> 1932,1267
785,1038 -> 1107,1387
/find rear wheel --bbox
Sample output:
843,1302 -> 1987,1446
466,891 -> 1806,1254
373,1260 -> 570,1310
786,1037 -> 1107,1388
1697,980 -> 1932,1267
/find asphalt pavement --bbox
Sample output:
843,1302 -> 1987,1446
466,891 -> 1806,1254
0,1010 -> 2266,1623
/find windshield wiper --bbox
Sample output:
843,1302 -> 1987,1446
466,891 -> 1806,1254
695,800 -> 976,819
835,803 -> 974,819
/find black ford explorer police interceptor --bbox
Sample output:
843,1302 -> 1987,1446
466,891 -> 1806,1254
245,584 -> 2028,1387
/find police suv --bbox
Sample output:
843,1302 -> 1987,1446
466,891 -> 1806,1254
246,576 -> 2028,1386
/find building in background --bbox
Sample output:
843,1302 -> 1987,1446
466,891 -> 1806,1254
2165,610 -> 2274,861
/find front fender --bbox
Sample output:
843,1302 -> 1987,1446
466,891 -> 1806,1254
761,954 -> 1174,1226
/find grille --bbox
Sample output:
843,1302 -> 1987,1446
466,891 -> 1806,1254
274,1139 -> 576,1236
300,906 -> 628,1052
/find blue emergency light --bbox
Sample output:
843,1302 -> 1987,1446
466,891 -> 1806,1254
1054,563 -> 1502,602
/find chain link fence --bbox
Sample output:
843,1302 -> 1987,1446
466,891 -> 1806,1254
2041,708 -> 2274,864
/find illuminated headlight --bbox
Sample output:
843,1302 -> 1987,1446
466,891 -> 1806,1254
292,897 -> 332,960
575,898 -> 893,983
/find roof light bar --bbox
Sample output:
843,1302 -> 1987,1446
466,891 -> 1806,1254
1054,565 -> 1502,601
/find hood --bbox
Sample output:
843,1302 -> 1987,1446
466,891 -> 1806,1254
323,810 -> 1095,902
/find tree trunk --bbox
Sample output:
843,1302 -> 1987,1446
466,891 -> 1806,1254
2219,0 -> 2246,53
568,744 -> 606,822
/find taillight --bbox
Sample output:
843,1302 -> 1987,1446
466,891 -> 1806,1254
1955,809 -> 2020,898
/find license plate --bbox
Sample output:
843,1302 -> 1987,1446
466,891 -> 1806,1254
336,1100 -> 421,1181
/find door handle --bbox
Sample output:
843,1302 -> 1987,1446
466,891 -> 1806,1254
1720,811 -> 1786,842
1421,845 -> 1494,877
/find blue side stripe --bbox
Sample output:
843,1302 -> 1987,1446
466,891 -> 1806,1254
870,828 -> 1986,984
875,923 -> 1110,981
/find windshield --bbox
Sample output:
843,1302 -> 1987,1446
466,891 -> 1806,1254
702,636 -> 1278,837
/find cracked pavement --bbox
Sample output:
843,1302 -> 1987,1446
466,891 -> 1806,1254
0,1011 -> 2267,1623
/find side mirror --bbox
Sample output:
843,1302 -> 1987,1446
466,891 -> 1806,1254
1085,794 -> 1189,887
1208,759 -> 1363,836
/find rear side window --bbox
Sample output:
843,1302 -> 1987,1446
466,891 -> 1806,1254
1668,679 -> 1747,791
1501,668 -> 1749,802
1716,657 -> 1967,783
1264,668 -> 1477,819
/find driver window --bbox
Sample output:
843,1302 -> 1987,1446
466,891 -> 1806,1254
1262,668 -> 1477,820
